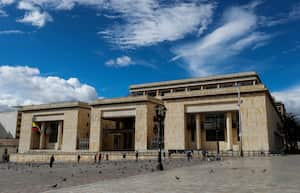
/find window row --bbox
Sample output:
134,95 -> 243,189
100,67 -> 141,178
132,80 -> 256,97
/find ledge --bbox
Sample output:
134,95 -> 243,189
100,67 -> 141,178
21,101 -> 90,112
90,96 -> 163,106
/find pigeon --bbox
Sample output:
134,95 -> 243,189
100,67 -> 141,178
262,169 -> 267,173
98,171 -> 102,174
209,169 -> 214,174
51,184 -> 58,188
62,178 -> 67,182
175,176 -> 180,180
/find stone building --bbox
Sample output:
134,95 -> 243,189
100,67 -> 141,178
0,109 -> 21,139
18,102 -> 90,153
0,109 -> 21,161
13,72 -> 284,162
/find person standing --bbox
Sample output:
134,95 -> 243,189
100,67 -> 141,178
49,155 -> 55,168
77,154 -> 81,164
135,151 -> 139,162
94,153 -> 97,164
98,153 -> 102,164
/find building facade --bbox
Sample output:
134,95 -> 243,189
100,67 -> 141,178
0,109 -> 21,139
14,72 -> 284,161
18,102 -> 90,153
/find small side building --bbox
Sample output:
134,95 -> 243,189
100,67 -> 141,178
18,102 -> 90,153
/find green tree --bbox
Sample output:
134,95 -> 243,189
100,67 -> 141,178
280,113 -> 300,153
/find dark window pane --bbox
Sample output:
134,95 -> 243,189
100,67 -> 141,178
204,113 -> 225,141
48,122 -> 58,143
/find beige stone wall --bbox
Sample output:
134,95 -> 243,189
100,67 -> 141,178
19,113 -> 33,153
265,95 -> 283,151
77,109 -> 91,140
89,108 -> 102,152
61,110 -> 79,151
146,103 -> 155,149
240,93 -> 269,151
164,101 -> 186,150
134,104 -> 148,151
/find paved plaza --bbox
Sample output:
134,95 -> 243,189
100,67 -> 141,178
0,157 -> 205,193
1,156 -> 300,193
44,155 -> 300,193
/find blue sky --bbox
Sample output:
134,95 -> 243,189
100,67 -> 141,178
0,0 -> 300,115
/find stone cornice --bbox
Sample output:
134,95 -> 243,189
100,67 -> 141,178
90,96 -> 163,106
21,101 -> 90,112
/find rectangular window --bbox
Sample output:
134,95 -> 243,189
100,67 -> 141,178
204,84 -> 218,89
147,91 -> 156,97
189,86 -> 201,91
160,90 -> 170,96
174,87 -> 186,92
48,122 -> 58,143
204,113 -> 225,141
238,81 -> 253,86
186,114 -> 196,142
220,82 -> 235,88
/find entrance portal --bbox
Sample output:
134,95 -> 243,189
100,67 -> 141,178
102,117 -> 135,151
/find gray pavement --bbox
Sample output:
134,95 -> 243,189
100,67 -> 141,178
43,156 -> 300,193
0,157 -> 205,193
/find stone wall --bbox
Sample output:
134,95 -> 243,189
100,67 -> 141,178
240,93 -> 269,151
164,101 -> 186,150
265,95 -> 283,151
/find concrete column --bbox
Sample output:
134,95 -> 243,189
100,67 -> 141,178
89,109 -> 102,152
39,122 -> 46,149
135,105 -> 148,151
56,121 -> 63,150
226,112 -> 233,150
196,114 -> 202,149
156,90 -> 160,96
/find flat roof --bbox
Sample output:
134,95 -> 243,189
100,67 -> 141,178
21,101 -> 90,112
90,96 -> 163,106
130,71 -> 260,90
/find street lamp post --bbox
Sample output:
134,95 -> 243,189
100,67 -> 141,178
236,84 -> 244,157
215,114 -> 220,159
155,104 -> 166,171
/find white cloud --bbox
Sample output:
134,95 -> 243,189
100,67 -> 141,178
273,85 -> 300,117
0,65 -> 98,111
105,56 -> 134,68
17,1 -> 53,27
101,1 -> 215,48
17,10 -> 52,27
0,30 -> 24,35
172,5 -> 271,76
15,1 -> 215,47
0,0 -> 14,6
0,0 -> 14,16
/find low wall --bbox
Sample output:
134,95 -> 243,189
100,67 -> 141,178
10,150 -> 275,163
10,151 -> 168,163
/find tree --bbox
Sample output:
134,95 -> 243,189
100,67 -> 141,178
280,113 -> 300,154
